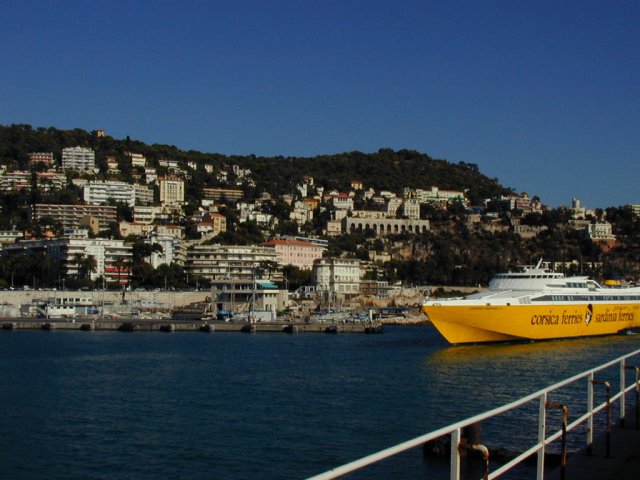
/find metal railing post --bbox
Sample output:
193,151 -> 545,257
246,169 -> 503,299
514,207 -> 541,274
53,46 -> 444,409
470,444 -> 490,480
537,393 -> 547,480
620,360 -> 626,427
587,372 -> 594,455
625,366 -> 640,429
591,380 -> 612,458
546,402 -> 569,480
450,428 -> 461,480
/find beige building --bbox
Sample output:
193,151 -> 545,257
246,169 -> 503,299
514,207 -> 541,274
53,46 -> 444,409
28,152 -> 55,168
159,177 -> 185,206
343,217 -> 429,237
32,204 -> 117,230
119,221 -> 155,237
134,184 -> 154,205
133,205 -> 183,224
313,257 -> 361,297
202,187 -> 244,202
196,213 -> 227,237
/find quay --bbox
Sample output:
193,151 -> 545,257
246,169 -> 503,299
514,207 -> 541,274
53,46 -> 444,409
0,318 -> 384,334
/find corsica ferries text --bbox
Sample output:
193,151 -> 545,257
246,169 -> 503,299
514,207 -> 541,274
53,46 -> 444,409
531,311 -> 583,326
531,309 -> 635,326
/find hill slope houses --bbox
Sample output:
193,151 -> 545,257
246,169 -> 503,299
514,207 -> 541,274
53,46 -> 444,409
0,124 -> 512,207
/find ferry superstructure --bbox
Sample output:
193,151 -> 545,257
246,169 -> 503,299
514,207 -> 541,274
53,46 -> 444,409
421,261 -> 640,344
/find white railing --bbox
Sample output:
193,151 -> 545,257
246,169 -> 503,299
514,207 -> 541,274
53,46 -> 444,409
307,347 -> 640,480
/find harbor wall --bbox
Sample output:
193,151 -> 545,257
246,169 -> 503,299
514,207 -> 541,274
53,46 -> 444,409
0,290 -> 209,309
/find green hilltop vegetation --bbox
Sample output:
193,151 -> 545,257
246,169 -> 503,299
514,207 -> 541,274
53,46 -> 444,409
0,124 -> 511,206
0,123 -> 639,289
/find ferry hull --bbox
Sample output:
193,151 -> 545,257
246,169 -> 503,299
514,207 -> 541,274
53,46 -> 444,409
421,303 -> 640,345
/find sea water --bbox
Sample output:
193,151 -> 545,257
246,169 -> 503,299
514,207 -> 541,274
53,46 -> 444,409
1,326 -> 639,480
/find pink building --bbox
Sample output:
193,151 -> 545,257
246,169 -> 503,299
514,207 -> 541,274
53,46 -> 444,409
259,239 -> 326,270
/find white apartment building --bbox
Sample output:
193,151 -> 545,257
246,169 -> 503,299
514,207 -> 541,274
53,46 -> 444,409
387,197 -> 403,216
127,152 -> 147,167
289,201 -> 314,226
186,245 -> 280,281
134,184 -> 154,205
84,181 -> 136,207
106,157 -> 120,174
585,223 -> 616,241
62,147 -> 96,172
313,258 -> 361,296
143,232 -> 186,268
0,171 -> 67,192
2,238 -> 132,284
133,205 -> 183,224
410,186 -> 466,205
0,171 -> 30,191
401,199 -> 421,219
158,159 -> 180,170
329,194 -> 354,211
159,177 -> 185,206
144,167 -> 157,184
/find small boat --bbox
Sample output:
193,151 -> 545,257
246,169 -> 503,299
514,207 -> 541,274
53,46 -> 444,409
421,260 -> 640,344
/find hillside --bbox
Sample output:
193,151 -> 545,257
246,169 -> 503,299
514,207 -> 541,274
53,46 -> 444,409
4,123 -> 639,288
0,124 -> 512,204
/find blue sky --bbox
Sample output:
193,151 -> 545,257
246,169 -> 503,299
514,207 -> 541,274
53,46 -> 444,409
1,1 -> 638,208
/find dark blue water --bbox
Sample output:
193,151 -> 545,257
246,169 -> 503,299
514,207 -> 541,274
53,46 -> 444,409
1,326 -> 639,480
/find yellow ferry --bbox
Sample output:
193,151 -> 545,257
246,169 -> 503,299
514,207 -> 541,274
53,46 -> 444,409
421,261 -> 640,344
